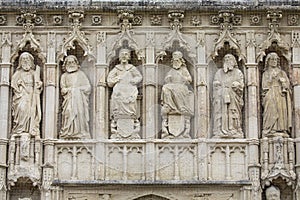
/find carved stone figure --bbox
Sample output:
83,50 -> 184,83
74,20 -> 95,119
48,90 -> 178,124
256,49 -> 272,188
262,52 -> 292,137
11,52 -> 42,137
107,49 -> 142,139
161,51 -> 194,139
60,55 -> 91,139
213,54 -> 244,138
265,186 -> 280,200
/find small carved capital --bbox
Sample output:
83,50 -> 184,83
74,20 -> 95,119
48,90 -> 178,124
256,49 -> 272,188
21,10 -> 36,33
118,9 -> 134,32
267,10 -> 282,34
168,10 -> 184,30
68,10 -> 84,30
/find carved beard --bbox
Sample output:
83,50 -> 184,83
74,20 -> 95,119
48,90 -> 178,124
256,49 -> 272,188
172,60 -> 182,69
66,64 -> 78,73
223,61 -> 234,73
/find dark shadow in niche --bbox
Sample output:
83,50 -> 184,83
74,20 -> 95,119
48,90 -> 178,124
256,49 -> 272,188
11,42 -> 45,139
262,178 -> 293,200
58,41 -> 95,139
157,40 -> 195,139
208,41 -> 246,139
257,41 -> 292,139
9,177 -> 41,200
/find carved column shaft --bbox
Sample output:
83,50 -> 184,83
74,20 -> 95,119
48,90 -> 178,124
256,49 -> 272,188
196,31 -> 208,138
246,31 -> 262,199
292,32 -> 300,178
44,32 -> 57,140
144,32 -> 156,180
95,32 -> 107,180
0,32 -> 11,199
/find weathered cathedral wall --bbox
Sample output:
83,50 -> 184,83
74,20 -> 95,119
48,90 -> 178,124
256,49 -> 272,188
0,1 -> 300,200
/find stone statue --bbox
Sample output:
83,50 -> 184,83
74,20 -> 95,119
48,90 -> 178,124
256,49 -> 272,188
161,51 -> 194,139
60,55 -> 91,139
11,52 -> 42,137
265,186 -> 280,200
262,52 -> 292,137
107,48 -> 142,139
213,54 -> 244,138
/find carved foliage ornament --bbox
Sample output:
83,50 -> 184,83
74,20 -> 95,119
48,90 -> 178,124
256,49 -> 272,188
150,15 -> 162,25
288,14 -> 299,26
250,14 -> 262,26
92,15 -> 102,25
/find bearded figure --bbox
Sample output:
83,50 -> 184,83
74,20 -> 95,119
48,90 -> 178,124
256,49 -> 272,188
213,54 -> 244,138
161,51 -> 194,139
262,52 -> 292,137
60,55 -> 91,139
107,49 -> 142,139
11,52 -> 42,137
265,186 -> 280,200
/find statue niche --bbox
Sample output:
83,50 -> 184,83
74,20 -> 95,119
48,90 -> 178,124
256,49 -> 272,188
8,51 -> 43,188
161,51 -> 194,139
212,53 -> 244,138
59,55 -> 91,139
107,48 -> 142,139
261,52 -> 292,138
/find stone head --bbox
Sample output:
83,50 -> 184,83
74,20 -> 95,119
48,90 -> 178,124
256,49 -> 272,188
266,186 -> 280,200
63,55 -> 80,73
171,51 -> 186,69
265,52 -> 280,69
222,54 -> 238,73
18,52 -> 34,71
119,48 -> 131,64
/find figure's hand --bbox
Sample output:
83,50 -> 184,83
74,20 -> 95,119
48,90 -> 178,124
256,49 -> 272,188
213,81 -> 221,87
231,81 -> 240,88
36,81 -> 43,89
61,88 -> 70,95
17,80 -> 24,86
165,75 -> 172,83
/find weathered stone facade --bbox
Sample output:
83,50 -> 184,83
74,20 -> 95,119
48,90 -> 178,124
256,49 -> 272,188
1,1 -> 300,199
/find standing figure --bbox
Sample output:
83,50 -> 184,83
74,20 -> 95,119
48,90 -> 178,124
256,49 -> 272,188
107,49 -> 142,139
213,54 -> 244,138
262,52 -> 292,137
60,55 -> 91,139
11,52 -> 42,137
265,186 -> 280,200
161,51 -> 194,139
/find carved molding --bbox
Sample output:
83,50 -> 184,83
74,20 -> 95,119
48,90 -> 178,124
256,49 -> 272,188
58,10 -> 95,62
